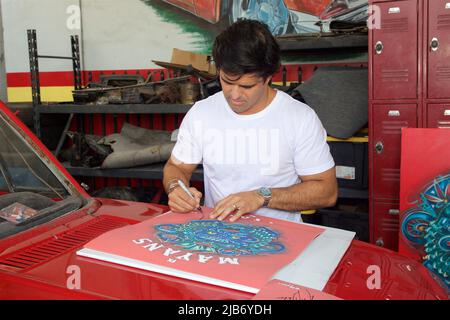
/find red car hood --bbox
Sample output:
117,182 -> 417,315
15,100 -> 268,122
0,198 -> 251,299
0,198 -> 448,300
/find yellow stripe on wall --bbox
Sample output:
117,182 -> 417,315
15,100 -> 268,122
7,86 -> 75,102
327,136 -> 368,143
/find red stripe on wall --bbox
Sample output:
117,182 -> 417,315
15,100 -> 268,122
7,71 -> 76,87
6,69 -> 166,88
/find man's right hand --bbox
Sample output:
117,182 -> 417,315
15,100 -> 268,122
168,185 -> 202,213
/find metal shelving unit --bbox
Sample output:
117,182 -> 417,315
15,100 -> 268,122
27,29 -> 82,139
62,162 -> 204,181
35,103 -> 192,115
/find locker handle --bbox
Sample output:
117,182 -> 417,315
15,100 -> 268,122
430,37 -> 439,52
388,110 -> 400,117
376,238 -> 384,247
444,110 -> 450,116
389,209 -> 399,215
375,141 -> 384,154
375,41 -> 383,55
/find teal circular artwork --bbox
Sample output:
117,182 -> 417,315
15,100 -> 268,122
401,174 -> 449,288
155,220 -> 285,256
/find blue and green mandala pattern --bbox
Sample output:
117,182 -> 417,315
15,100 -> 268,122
401,174 -> 449,288
154,220 -> 285,256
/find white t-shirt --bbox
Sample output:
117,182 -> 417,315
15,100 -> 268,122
171,90 -> 335,223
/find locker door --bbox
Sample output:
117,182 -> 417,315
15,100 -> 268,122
426,103 -> 450,128
427,0 -> 450,99
372,104 -> 417,200
372,200 -> 399,251
372,0 -> 419,100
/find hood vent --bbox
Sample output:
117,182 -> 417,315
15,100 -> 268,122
0,216 -> 131,271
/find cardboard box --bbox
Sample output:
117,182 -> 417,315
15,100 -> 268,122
171,48 -> 216,75
152,48 -> 216,77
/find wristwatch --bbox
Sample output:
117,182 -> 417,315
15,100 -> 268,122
257,187 -> 272,207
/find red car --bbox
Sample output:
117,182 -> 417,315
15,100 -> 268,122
0,100 -> 447,300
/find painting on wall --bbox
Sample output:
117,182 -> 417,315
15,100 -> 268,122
399,128 -> 449,290
77,208 -> 324,293
144,0 -> 368,47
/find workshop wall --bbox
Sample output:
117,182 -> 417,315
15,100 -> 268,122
0,0 -> 367,103
2,0 -> 82,102
2,0 -> 224,103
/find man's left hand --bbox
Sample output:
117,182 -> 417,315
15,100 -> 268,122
210,191 -> 264,222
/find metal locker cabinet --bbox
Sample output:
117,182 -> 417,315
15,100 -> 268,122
372,0 -> 419,100
371,104 -> 418,200
369,0 -> 423,250
425,0 -> 450,99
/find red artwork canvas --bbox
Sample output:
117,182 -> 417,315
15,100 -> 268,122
78,208 -> 324,293
399,128 -> 449,289
252,279 -> 342,300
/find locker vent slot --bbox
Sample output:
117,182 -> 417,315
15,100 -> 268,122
382,18 -> 408,33
437,121 -> 450,128
436,66 -> 450,81
381,168 -> 400,183
381,216 -> 399,232
381,69 -> 409,83
382,120 -> 410,134
437,14 -> 450,30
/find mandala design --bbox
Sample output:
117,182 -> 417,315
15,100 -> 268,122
401,174 -> 449,288
154,220 -> 285,256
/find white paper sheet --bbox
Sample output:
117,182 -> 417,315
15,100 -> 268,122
272,223 -> 355,291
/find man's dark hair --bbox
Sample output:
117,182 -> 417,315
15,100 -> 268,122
212,19 -> 280,79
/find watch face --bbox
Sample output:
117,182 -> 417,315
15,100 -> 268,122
259,187 -> 272,197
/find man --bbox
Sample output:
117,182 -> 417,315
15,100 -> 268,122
163,19 -> 337,223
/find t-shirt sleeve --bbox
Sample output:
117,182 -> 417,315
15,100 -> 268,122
294,109 -> 335,176
171,108 -> 203,164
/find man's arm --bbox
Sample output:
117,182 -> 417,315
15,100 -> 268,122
163,155 -> 202,213
269,167 -> 338,211
163,155 -> 198,193
211,167 -> 337,221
